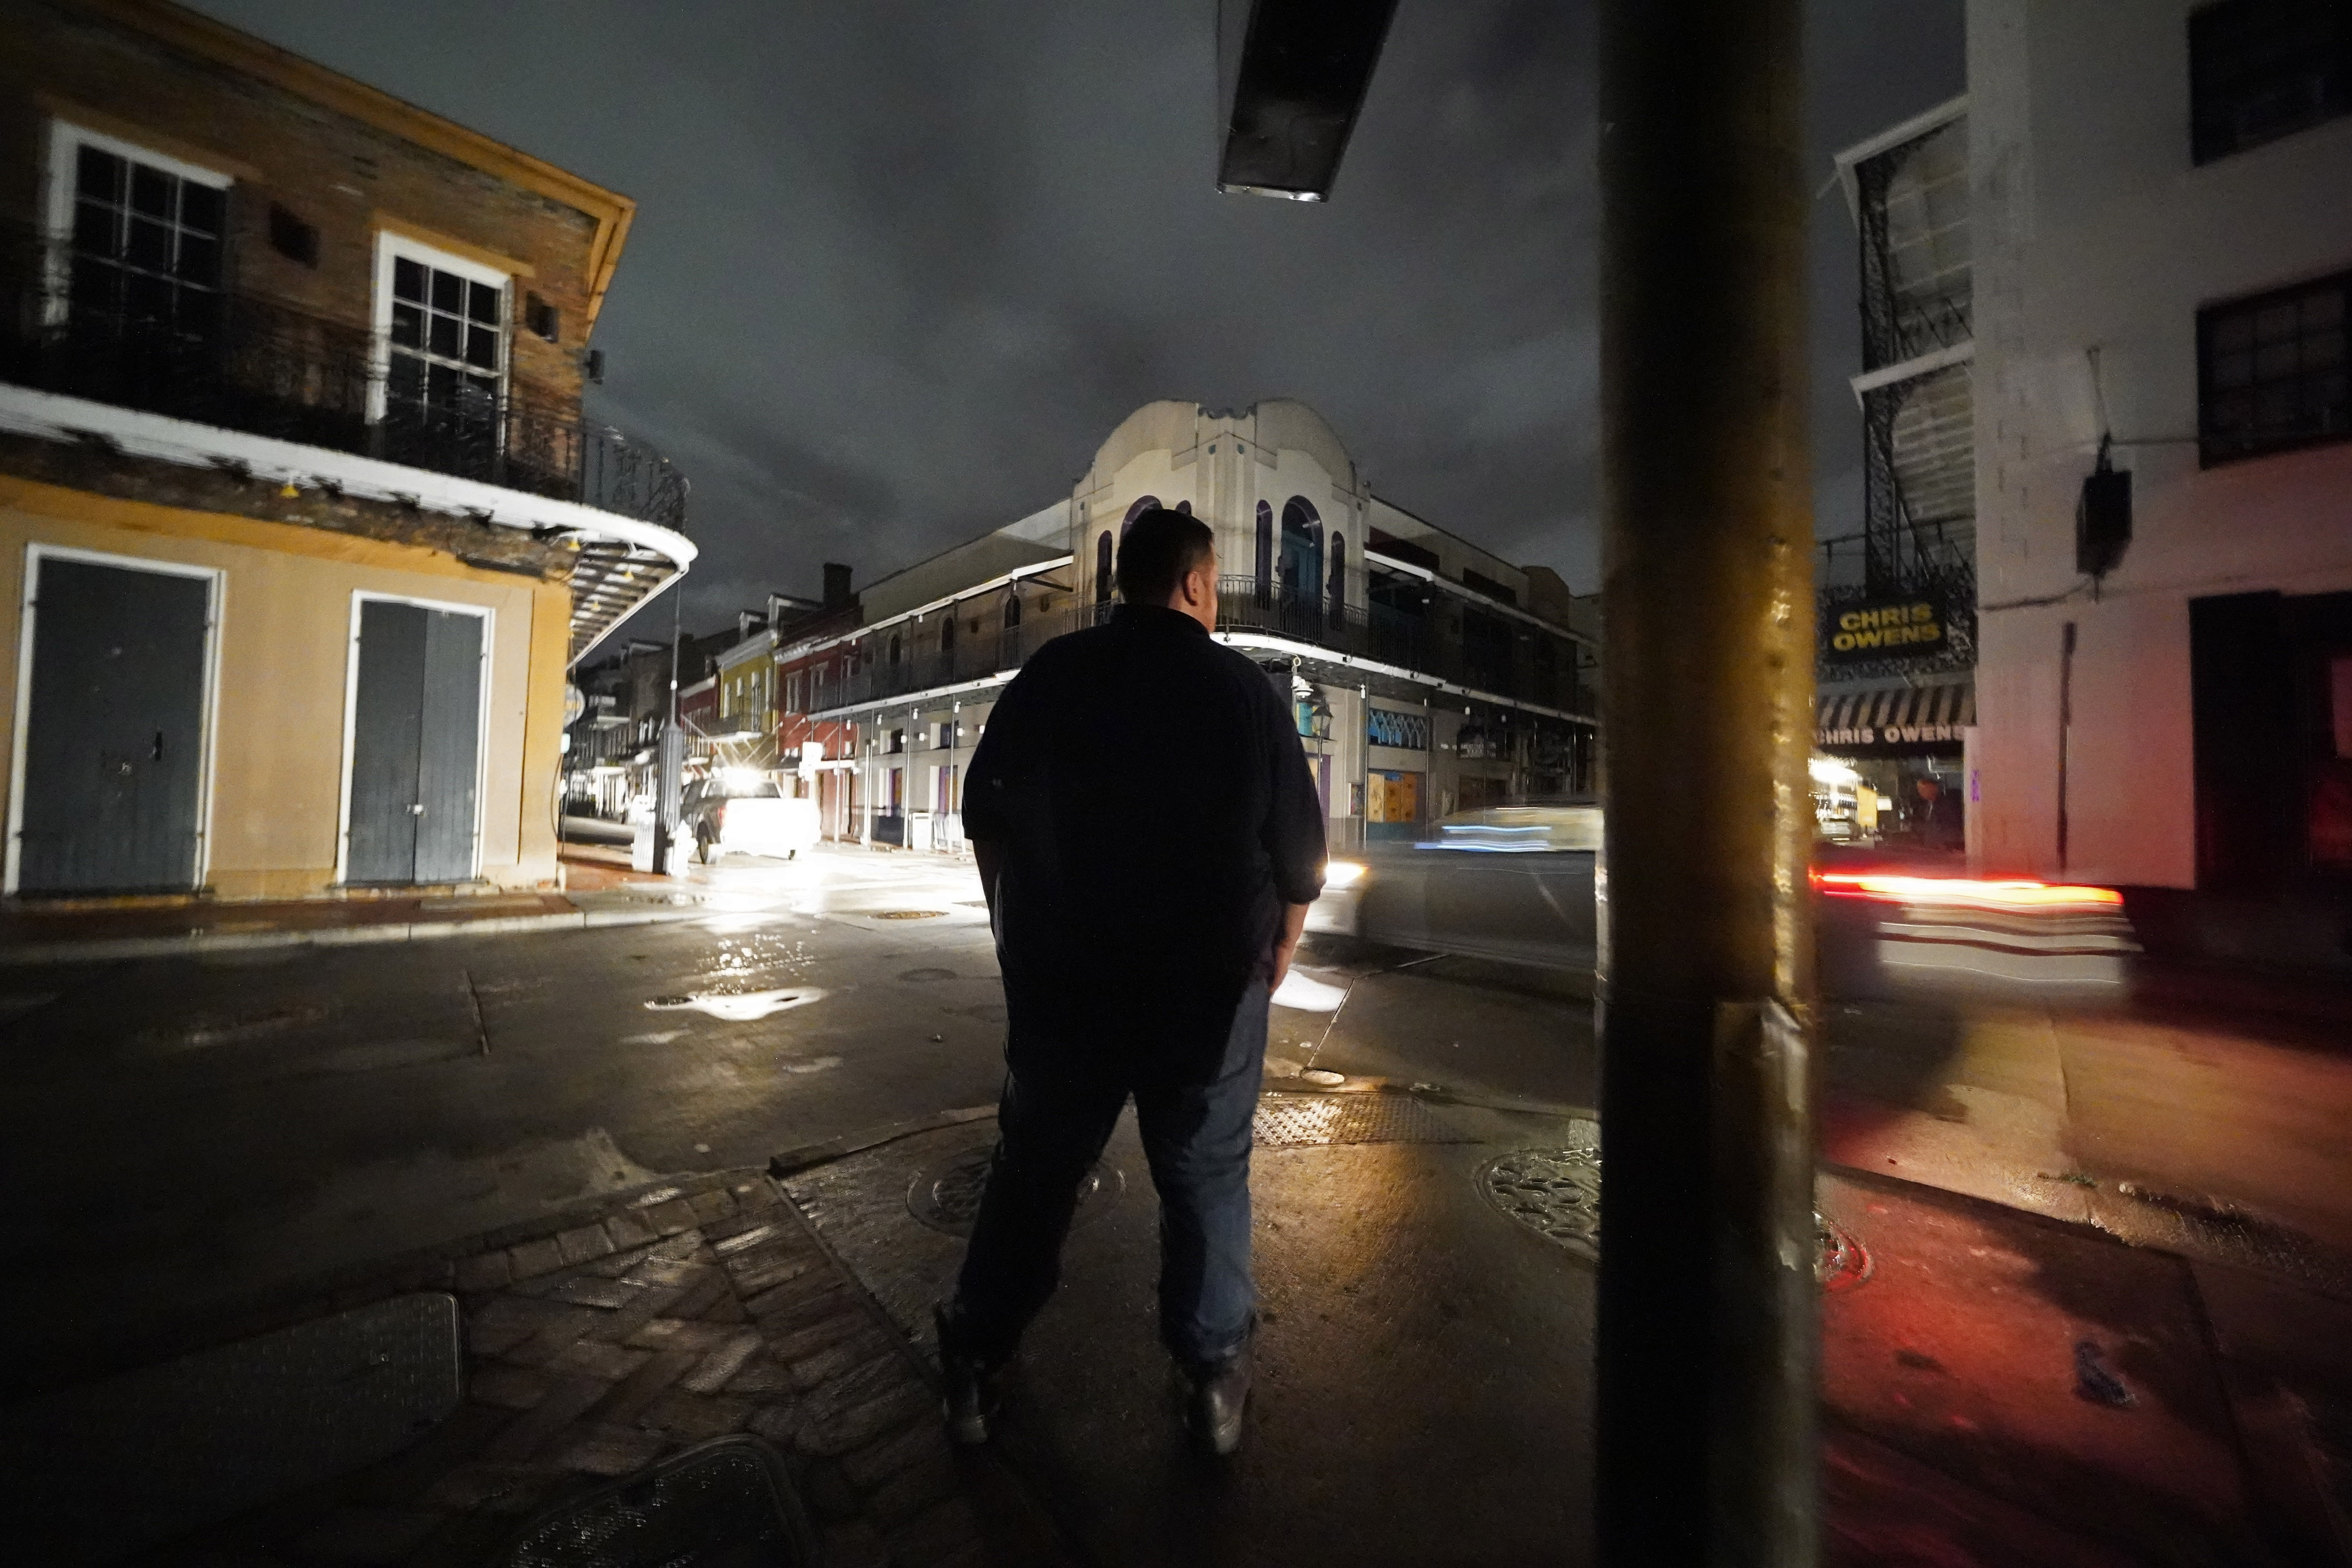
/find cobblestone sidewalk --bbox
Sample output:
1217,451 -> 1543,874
159,1170 -> 1076,1567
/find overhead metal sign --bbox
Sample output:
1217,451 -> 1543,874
1217,0 -> 1402,200
1822,591 -> 1950,665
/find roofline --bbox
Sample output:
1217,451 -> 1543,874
76,0 -> 637,333
777,555 -> 1076,662
853,502 -> 1068,603
1363,549 -> 1594,648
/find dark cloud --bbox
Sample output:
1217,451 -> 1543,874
187,0 -> 1960,632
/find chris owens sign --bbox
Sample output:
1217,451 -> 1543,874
1824,595 -> 1947,664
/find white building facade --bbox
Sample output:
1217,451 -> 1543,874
1967,0 -> 2352,958
780,400 -> 1597,855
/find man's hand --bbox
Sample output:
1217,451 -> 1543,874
1270,900 -> 1310,992
972,839 -> 1003,922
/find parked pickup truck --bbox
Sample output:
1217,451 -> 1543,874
681,776 -> 819,863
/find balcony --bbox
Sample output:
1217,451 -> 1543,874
1215,579 -> 1592,714
815,585 -> 1593,719
0,247 -> 686,534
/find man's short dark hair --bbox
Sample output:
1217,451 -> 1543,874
1116,508 -> 1215,606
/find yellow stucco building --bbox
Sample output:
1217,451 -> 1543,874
0,0 -> 690,898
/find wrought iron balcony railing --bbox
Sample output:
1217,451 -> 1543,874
816,586 -> 1593,719
0,228 -> 687,533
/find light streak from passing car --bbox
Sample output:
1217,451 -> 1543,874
1813,872 -> 2125,910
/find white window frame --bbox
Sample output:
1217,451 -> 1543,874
41,118 -> 234,327
6,544 -> 226,895
369,230 -> 512,426
334,590 -> 495,886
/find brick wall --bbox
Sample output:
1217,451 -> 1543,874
0,0 -> 612,411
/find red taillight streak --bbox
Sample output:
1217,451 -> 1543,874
1812,872 -> 2124,909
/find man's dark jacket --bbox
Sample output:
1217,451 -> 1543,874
960,603 -> 1326,1087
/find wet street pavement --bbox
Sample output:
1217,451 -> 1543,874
7,842 -> 2352,1563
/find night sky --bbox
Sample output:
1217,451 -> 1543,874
188,0 -> 1963,633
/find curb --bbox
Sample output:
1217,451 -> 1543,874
0,902 -> 706,967
770,1105 -> 1001,1177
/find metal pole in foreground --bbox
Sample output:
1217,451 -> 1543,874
1594,0 -> 1818,1562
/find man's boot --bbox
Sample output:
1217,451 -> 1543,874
933,1303 -> 1005,1445
1181,1337 -> 1252,1456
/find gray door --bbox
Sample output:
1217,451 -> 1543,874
347,600 -> 483,884
17,557 -> 209,893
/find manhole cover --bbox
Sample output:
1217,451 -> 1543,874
1252,1091 -> 1473,1148
1479,1138 -> 1874,1287
907,1147 -> 1124,1236
1479,1138 -> 1604,1258
871,909 -> 945,920
1817,1215 -> 1873,1292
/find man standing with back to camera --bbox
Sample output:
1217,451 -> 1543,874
936,506 -> 1325,1456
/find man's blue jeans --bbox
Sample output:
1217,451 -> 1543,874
948,982 -> 1269,1369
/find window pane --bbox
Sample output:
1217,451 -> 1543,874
429,269 -> 462,314
76,145 -> 124,203
123,270 -> 172,323
468,280 -> 499,323
394,256 -> 426,303
2256,302 -> 2300,342
175,232 -> 220,288
427,361 -> 460,406
180,287 -> 222,340
129,164 -> 172,219
464,323 -> 498,369
178,182 -> 224,235
427,312 -> 460,358
388,355 -> 423,402
2213,349 -> 2254,389
125,216 -> 171,271
2212,313 -> 2255,354
391,301 -> 423,348
73,199 -> 116,258
70,256 -> 123,316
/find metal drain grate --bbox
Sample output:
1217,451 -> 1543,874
869,909 -> 946,920
497,1434 -> 816,1566
1252,1091 -> 1473,1149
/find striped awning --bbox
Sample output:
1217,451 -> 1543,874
1816,677 -> 1974,753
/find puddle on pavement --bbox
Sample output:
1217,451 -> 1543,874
645,987 -> 826,1022
144,1001 -> 332,1050
1272,969 -> 1350,1012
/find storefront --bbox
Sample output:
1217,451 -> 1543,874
1813,675 -> 1973,851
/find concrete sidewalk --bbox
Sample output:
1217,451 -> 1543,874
0,864 -> 705,966
11,1080 -> 2349,1564
777,1076 -> 2350,1567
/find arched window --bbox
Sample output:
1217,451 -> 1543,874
1328,531 -> 1347,624
941,605 -> 956,657
888,633 -> 901,667
1254,501 -> 1273,597
1279,497 -> 1321,605
1095,530 -> 1114,604
1122,496 -> 1160,537
1002,591 -> 1022,630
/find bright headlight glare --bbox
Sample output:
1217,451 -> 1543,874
1323,860 -> 1366,889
